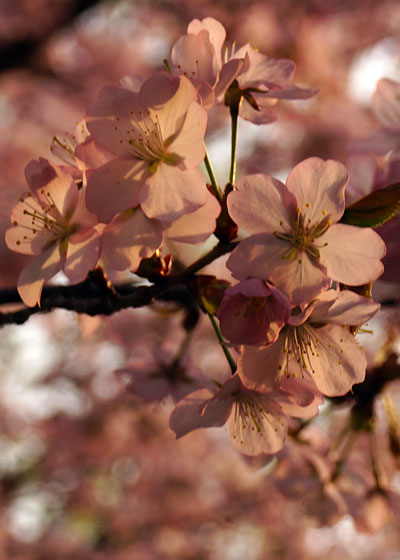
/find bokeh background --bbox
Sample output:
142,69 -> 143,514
1,0 -> 400,558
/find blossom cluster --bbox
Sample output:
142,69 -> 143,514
5,17 -> 389,457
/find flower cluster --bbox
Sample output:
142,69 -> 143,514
5,17 -> 389,458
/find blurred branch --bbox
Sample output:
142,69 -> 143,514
0,241 -> 237,326
0,0 -> 102,73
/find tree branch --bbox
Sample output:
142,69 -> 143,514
0,241 -> 237,327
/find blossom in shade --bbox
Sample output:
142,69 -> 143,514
5,158 -> 100,307
238,289 -> 381,397
85,72 -> 208,223
216,278 -> 291,345
170,371 -> 321,456
227,157 -> 386,305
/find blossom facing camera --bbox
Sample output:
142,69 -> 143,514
5,158 -> 100,307
85,72 -> 208,223
227,157 -> 386,305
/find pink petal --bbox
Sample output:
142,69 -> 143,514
187,17 -> 226,69
167,101 -> 207,168
169,388 -> 231,438
163,190 -> 220,244
172,32 -> 215,85
238,338 -> 288,392
140,164 -> 206,221
228,174 -> 296,234
86,158 -> 147,223
214,58 -> 245,99
141,74 -> 198,140
6,195 -> 56,255
102,208 -> 163,271
239,97 -> 278,125
372,78 -> 400,130
289,323 -> 368,396
310,290 -> 380,325
233,45 -> 295,87
86,85 -> 142,157
216,279 -> 290,346
227,234 -> 331,305
285,158 -> 348,224
17,244 -> 63,307
263,84 -> 319,100
227,394 -> 288,456
25,159 -> 79,220
278,375 -> 323,419
64,229 -> 101,283
319,224 -> 386,285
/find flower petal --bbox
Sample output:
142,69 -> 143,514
140,164 -> 206,221
17,244 -> 63,307
64,229 -> 101,283
102,208 -> 163,271
86,158 -> 147,222
319,223 -> 386,285
285,157 -> 348,224
228,174 -> 296,234
169,388 -> 231,438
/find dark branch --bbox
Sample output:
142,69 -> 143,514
0,241 -> 238,327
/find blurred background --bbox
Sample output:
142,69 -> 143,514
1,0 -> 400,558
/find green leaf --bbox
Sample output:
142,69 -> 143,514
340,183 -> 400,228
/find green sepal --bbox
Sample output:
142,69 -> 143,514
189,275 -> 231,315
340,183 -> 400,228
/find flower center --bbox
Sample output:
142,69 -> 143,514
13,192 -> 74,248
274,206 -> 331,261
232,392 -> 277,445
279,324 -> 321,378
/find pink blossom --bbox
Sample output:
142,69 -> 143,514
238,289 -> 380,397
171,17 -> 317,123
227,157 -> 386,305
85,73 -> 208,223
170,372 -> 321,456
5,158 -> 100,307
216,278 -> 291,345
169,373 -> 288,456
353,78 -> 400,155
227,43 -> 318,124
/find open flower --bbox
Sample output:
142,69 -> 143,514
85,72 -> 208,223
170,371 -> 321,456
227,157 -> 386,305
238,289 -> 381,397
171,17 -> 317,123
170,373 -> 288,456
5,158 -> 100,307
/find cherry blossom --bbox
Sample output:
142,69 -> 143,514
85,72 -> 208,223
170,370 -> 322,456
171,17 -> 318,123
216,278 -> 291,345
238,289 -> 381,397
227,157 -> 386,305
5,158 -> 100,307
170,373 -> 288,456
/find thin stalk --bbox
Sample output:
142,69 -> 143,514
208,312 -> 237,375
163,58 -> 172,73
229,109 -> 239,185
167,329 -> 192,380
204,150 -> 222,202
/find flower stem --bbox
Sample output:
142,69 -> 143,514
204,150 -> 223,202
208,312 -> 237,375
229,109 -> 239,185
